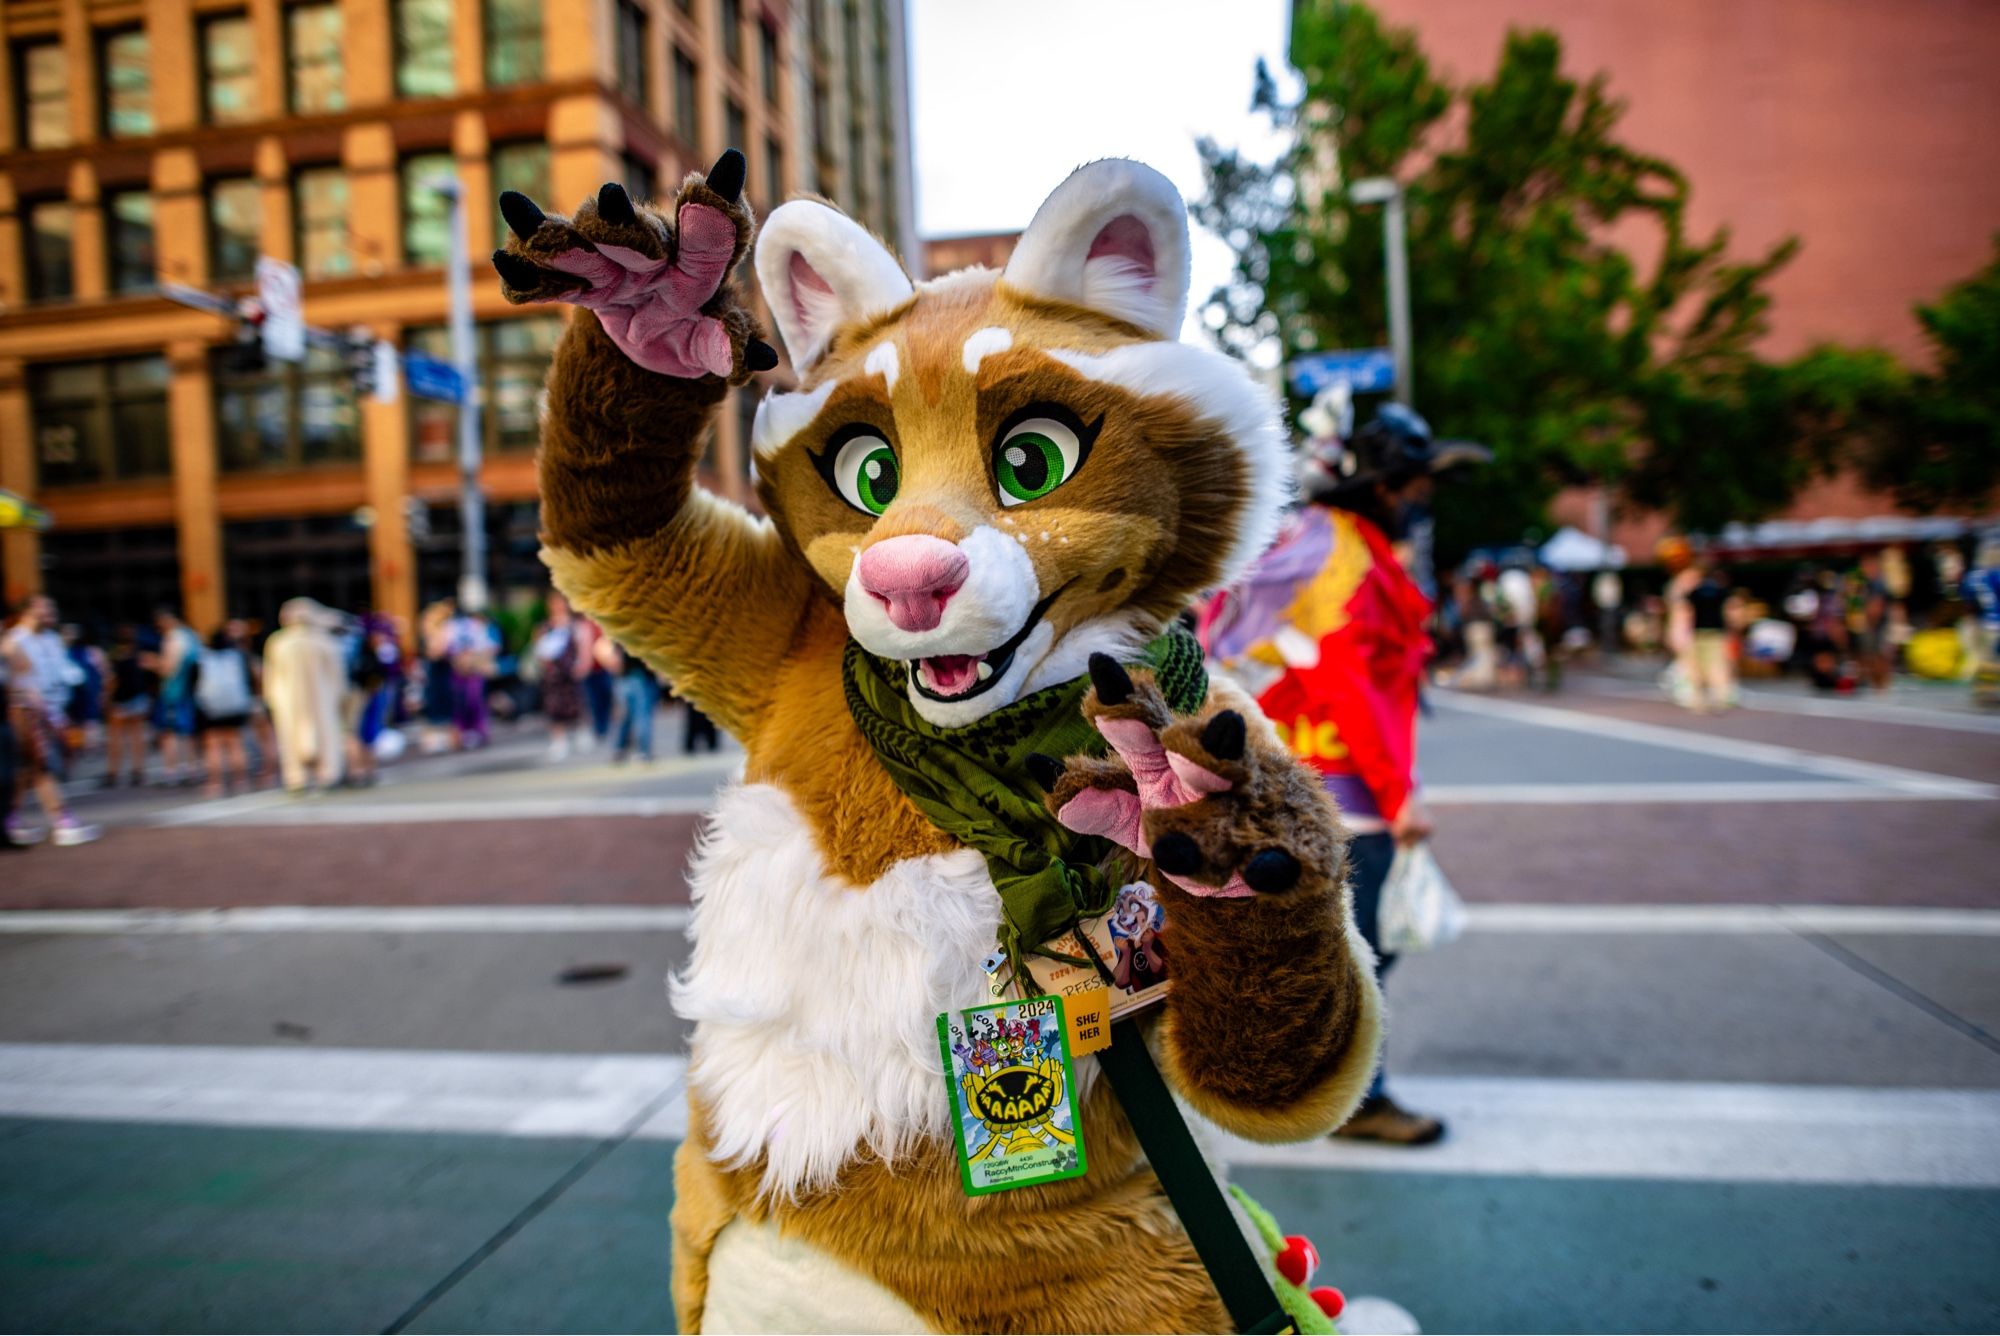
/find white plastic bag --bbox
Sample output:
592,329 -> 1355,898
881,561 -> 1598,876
1378,841 -> 1466,954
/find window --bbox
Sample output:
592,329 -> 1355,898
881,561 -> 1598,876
213,343 -> 360,472
29,356 -> 172,487
293,166 -> 351,279
759,23 -> 779,104
394,0 -> 454,98
719,0 -> 742,67
207,177 -> 262,284
404,316 -> 562,462
621,152 -> 655,204
24,200 -> 75,302
201,15 -> 256,124
287,2 -> 344,114
672,50 -> 699,144
105,189 -> 156,294
615,0 -> 650,111
724,98 -> 745,160
763,136 -> 783,208
400,153 -> 456,268
14,40 -> 70,149
483,0 -> 542,87
98,28 -> 152,138
490,142 -> 549,245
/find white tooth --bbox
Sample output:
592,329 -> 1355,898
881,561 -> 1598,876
977,660 -> 994,681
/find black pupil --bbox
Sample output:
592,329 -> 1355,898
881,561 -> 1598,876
1011,437 -> 1051,493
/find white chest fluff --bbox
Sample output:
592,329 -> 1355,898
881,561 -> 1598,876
670,781 -> 1003,1199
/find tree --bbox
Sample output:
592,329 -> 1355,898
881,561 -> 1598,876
1872,238 -> 2000,513
1197,1 -> 1802,555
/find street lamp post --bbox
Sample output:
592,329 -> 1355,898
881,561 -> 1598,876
433,175 -> 488,612
1349,176 -> 1413,407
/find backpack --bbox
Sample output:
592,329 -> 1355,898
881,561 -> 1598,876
195,647 -> 252,719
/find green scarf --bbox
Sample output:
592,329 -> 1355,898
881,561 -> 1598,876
842,625 -> 1207,976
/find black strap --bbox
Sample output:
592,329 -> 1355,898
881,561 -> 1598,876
1097,1020 -> 1294,1335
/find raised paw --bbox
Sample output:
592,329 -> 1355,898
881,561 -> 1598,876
489,149 -> 776,381
1038,667 -> 1346,902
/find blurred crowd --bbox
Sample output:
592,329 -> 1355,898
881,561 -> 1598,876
1,587 -> 718,852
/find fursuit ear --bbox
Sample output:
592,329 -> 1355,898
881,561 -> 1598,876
1002,159 -> 1192,340
754,201 -> 914,370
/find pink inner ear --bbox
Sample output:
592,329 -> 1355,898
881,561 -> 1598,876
1086,214 -> 1157,287
788,250 -> 834,327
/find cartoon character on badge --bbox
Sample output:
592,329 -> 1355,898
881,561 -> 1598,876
1108,882 -> 1169,992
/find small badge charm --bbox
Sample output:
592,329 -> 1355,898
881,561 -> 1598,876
937,994 -> 1088,1195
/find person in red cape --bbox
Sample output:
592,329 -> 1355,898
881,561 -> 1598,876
1202,401 -> 1480,1145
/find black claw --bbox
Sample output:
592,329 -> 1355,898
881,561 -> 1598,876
745,338 -> 780,372
1025,753 -> 1065,790
1200,709 -> 1247,762
597,181 -> 638,227
706,148 -> 746,203
498,191 -> 545,241
1087,653 -> 1133,707
1244,849 -> 1302,894
1152,832 -> 1204,877
491,250 -> 544,291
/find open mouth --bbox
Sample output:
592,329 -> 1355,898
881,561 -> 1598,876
911,586 -> 1066,703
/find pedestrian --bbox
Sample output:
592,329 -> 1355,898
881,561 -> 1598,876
347,614 -> 402,783
150,607 -> 203,786
2,596 -> 100,847
446,606 -> 499,748
192,624 -> 255,797
1202,404 -> 1464,1145
418,600 -> 459,753
532,593 -> 585,760
1682,554 -> 1736,713
61,622 -> 108,745
1965,539 -> 2000,708
577,616 -> 617,753
682,691 -> 720,754
1846,552 -> 1892,692
612,641 -> 661,763
103,624 -> 154,787
262,597 -> 348,793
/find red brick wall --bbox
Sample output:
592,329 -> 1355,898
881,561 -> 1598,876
1369,0 -> 2000,363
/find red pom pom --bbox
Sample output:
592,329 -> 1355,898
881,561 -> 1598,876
1276,1235 -> 1319,1287
1311,1286 -> 1346,1319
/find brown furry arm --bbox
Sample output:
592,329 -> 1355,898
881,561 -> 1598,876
1143,694 -> 1382,1141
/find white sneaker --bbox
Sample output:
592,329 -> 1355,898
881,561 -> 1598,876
51,817 -> 101,847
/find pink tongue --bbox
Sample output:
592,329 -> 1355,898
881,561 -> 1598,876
924,654 -> 980,694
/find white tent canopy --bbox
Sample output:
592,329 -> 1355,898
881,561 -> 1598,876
1539,526 -> 1627,571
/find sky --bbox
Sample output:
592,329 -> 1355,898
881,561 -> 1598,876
906,0 -> 1293,347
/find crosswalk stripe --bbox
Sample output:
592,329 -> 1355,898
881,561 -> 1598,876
3,902 -> 1994,936
2,1044 -> 1992,1188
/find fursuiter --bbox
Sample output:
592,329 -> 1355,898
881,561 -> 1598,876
491,149 -> 1383,1333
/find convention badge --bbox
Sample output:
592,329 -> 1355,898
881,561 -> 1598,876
936,994 -> 1088,1196
1022,882 -> 1172,1021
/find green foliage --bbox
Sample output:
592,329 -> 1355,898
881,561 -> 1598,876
1881,238 -> 2000,511
1195,1 -> 1868,552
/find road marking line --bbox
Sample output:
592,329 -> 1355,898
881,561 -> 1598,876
2,1045 -> 1992,1187
1426,780 -> 1954,804
148,794 -> 722,827
1432,689 -> 1997,800
0,905 -> 695,933
2,903 -> 1991,937
1467,904 -> 2000,936
1210,1074 -> 2000,1187
0,1044 -> 687,1142
1581,675 -> 2000,736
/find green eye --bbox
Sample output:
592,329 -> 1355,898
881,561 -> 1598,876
994,417 -> 1084,505
830,432 -> 900,515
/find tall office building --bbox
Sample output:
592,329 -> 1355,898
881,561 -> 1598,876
0,0 -> 915,630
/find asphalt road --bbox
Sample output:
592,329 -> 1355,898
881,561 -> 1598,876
2,676 -> 1997,1333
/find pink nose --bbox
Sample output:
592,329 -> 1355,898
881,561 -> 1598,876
857,535 -> 969,633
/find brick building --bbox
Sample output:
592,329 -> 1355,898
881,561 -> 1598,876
0,0 -> 915,631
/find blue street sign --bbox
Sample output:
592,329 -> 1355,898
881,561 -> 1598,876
1287,347 -> 1396,397
403,353 -> 468,404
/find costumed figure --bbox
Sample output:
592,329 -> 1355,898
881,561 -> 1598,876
1202,401 -> 1472,1145
493,151 -> 1380,1332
